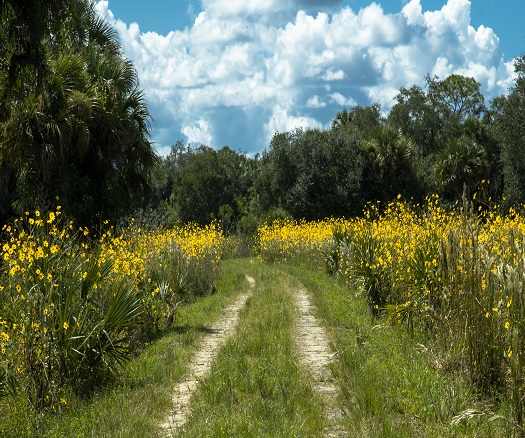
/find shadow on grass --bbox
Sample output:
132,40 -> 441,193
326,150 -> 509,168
170,323 -> 221,335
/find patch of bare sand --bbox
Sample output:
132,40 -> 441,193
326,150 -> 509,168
161,275 -> 255,435
294,288 -> 346,437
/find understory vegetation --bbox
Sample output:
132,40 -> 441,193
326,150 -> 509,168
0,208 -> 224,434
258,198 -> 525,435
3,197 -> 525,436
3,254 -> 521,437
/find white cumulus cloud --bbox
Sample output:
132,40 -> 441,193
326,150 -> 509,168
306,95 -> 327,108
265,105 -> 322,141
182,118 -> 214,146
96,0 -> 517,155
330,92 -> 357,107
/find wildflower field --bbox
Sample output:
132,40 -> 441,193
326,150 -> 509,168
257,197 -> 525,430
5,196 -> 525,433
256,218 -> 347,264
0,209 -> 224,415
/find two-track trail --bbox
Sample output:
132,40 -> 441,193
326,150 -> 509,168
160,268 -> 346,436
160,275 -> 255,435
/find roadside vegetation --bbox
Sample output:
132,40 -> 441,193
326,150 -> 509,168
3,206 -> 525,436
0,210 -> 225,436
259,200 -> 525,436
288,264 -> 508,437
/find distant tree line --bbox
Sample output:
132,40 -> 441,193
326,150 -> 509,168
1,1 -> 525,229
151,62 -> 525,230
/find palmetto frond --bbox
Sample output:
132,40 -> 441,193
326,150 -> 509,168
434,136 -> 488,197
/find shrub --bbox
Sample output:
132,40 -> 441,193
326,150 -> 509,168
0,209 -> 142,411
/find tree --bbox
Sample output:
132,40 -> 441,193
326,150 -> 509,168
168,145 -> 248,226
462,115 -> 503,202
363,125 -> 424,203
331,108 -> 351,130
0,0 -> 70,87
0,0 -> 157,224
255,127 -> 365,219
331,104 -> 382,139
389,75 -> 486,158
494,55 -> 525,205
433,136 -> 489,200
388,84 -> 442,156
427,74 -> 486,122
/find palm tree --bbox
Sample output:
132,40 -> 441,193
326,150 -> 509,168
331,104 -> 382,139
0,0 -> 158,222
363,125 -> 420,202
433,136 -> 489,200
365,126 -> 412,171
331,108 -> 351,130
81,46 -> 158,220
0,0 -> 70,87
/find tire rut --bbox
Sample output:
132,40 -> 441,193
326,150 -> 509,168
161,275 -> 255,435
294,288 -> 346,437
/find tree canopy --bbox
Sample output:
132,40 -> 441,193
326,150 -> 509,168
0,0 -> 157,224
148,67 -> 525,229
494,56 -> 525,205
2,3 -> 525,230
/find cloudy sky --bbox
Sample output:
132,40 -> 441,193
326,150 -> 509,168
95,0 -> 525,155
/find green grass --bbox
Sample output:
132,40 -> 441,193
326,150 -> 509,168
178,260 -> 325,437
285,264 -> 512,437
0,259 -> 251,438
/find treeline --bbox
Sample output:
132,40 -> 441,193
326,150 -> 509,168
1,0 -> 525,228
151,65 -> 525,229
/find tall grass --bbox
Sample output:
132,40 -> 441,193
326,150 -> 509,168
255,197 -> 525,433
337,199 -> 525,433
287,264 -> 507,437
32,259 -> 251,438
0,210 -> 225,431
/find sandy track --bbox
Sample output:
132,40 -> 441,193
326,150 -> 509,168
161,275 -> 255,435
294,288 -> 346,437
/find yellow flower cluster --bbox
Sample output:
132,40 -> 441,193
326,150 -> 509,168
255,196 -> 525,399
0,316 -> 8,355
99,221 -> 225,284
0,210 -> 226,409
341,197 -> 459,303
257,218 -> 348,263
257,197 -> 525,320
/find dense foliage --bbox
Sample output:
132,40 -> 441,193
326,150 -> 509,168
255,197 -> 525,432
0,208 -> 224,416
0,0 -> 157,226
2,2 -> 525,229
150,143 -> 256,231
150,58 -> 525,228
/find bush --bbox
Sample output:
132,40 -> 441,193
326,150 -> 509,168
0,209 -> 142,410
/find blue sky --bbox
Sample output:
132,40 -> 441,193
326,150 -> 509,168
96,0 -> 524,155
